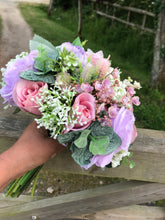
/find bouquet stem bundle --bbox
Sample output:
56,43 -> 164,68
6,165 -> 43,198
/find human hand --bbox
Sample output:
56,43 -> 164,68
0,121 -> 65,192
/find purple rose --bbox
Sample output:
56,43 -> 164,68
83,153 -> 116,169
111,107 -> 135,151
60,42 -> 87,67
0,50 -> 38,105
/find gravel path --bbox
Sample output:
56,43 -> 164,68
0,0 -> 47,117
0,0 -> 49,68
0,0 -> 34,68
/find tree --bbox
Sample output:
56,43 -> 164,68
151,0 -> 165,91
47,0 -> 54,16
77,0 -> 82,37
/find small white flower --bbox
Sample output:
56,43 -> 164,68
111,150 -> 130,168
134,81 -> 142,89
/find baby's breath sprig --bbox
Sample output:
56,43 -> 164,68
35,82 -> 78,139
111,150 -> 135,169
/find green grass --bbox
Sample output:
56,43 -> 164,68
19,3 -> 165,130
19,3 -> 151,82
19,3 -> 75,46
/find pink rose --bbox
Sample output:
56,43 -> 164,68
12,79 -> 48,115
72,92 -> 95,130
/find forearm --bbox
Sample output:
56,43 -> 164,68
0,153 -> 14,191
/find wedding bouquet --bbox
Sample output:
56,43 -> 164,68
0,35 -> 141,197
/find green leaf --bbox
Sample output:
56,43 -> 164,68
74,129 -> 91,149
34,60 -> 52,73
30,34 -> 56,51
30,35 -> 59,65
72,37 -> 83,47
57,130 -> 81,144
35,46 -> 48,62
20,70 -> 55,84
90,121 -> 114,138
128,152 -> 133,157
72,143 -> 93,166
13,107 -> 21,114
105,132 -> 122,154
89,135 -> 110,155
124,157 -> 129,166
89,121 -> 122,154
129,161 -> 135,169
34,60 -> 46,72
48,49 -> 59,60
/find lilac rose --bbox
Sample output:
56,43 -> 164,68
0,50 -> 38,105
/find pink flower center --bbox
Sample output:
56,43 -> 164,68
82,107 -> 91,119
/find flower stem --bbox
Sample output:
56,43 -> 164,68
6,165 -> 43,198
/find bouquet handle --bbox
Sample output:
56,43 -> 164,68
6,165 -> 43,198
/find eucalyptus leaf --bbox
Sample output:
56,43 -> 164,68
72,143 -> 93,166
74,129 -> 91,149
20,70 -> 55,84
57,130 -> 81,144
105,132 -> 122,154
34,60 -> 52,73
89,121 -> 122,155
30,34 -> 56,51
48,50 -> 59,60
89,136 -> 110,155
72,37 -> 83,47
30,35 -> 59,62
90,121 -> 114,138
45,61 -> 52,73
34,60 -> 45,72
